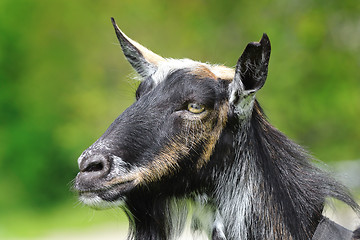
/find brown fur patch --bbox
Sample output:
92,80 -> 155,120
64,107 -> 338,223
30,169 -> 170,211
191,64 -> 235,81
191,65 -> 217,79
196,101 -> 229,168
105,170 -> 143,186
139,137 -> 187,183
132,100 -> 229,185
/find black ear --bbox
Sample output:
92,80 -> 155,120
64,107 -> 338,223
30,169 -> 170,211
233,34 -> 271,94
111,18 -> 165,79
229,34 -> 271,115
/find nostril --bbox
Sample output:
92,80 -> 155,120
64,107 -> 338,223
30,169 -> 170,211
79,154 -> 109,174
83,161 -> 104,172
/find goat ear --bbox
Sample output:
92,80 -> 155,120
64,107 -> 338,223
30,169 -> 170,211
229,34 -> 271,107
111,18 -> 165,79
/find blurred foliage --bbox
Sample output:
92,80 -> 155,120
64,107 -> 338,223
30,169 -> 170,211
0,0 -> 359,236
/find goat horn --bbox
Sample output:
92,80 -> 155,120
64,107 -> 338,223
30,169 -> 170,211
111,17 -> 165,78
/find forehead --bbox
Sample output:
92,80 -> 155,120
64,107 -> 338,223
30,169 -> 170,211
149,69 -> 229,108
151,58 -> 235,85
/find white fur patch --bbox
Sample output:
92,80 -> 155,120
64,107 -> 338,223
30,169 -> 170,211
151,58 -> 202,85
150,58 -> 235,85
168,195 -> 224,240
79,193 -> 125,209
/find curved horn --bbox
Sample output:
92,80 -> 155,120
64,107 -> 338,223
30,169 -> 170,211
111,17 -> 165,79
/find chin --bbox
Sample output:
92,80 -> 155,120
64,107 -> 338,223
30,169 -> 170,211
79,191 -> 126,209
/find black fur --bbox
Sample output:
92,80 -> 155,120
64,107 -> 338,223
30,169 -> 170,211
211,101 -> 359,239
354,227 -> 360,239
77,79 -> 359,239
75,26 -> 360,239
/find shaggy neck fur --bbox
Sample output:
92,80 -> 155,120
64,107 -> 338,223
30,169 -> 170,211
212,101 -> 358,240
123,101 -> 359,240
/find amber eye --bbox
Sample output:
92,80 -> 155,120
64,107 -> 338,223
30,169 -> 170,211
187,103 -> 205,114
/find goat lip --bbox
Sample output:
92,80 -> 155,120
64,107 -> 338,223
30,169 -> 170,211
78,191 -> 98,199
95,181 -> 134,202
77,180 -> 135,200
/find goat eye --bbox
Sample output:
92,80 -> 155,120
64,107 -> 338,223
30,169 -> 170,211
187,103 -> 205,114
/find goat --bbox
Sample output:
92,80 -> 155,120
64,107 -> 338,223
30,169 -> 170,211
74,18 -> 360,240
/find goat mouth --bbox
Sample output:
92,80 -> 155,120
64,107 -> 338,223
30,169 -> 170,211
77,180 -> 135,206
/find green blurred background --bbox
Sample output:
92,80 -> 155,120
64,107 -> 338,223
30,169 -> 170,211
1,0 -> 359,238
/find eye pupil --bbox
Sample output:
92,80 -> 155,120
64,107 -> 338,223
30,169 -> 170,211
190,103 -> 200,109
187,103 -> 205,114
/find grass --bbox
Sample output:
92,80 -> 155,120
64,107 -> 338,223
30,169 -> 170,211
1,193 -> 358,239
0,196 -> 128,239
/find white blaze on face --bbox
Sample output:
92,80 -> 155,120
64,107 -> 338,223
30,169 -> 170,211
151,59 -> 201,84
150,58 -> 235,85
